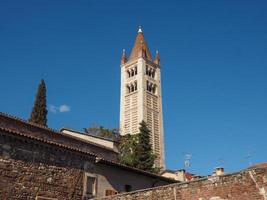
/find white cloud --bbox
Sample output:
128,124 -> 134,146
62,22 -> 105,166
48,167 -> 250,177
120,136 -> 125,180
59,104 -> 71,113
49,104 -> 71,114
49,105 -> 58,114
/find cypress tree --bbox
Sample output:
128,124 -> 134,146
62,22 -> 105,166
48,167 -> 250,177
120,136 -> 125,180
134,121 -> 156,172
29,79 -> 48,127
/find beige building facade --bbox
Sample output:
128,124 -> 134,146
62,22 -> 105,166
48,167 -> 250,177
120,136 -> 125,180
119,27 -> 165,169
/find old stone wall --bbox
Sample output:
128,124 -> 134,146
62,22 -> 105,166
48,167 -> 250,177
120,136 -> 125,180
96,167 -> 267,200
0,131 -> 93,200
0,127 -> 174,199
0,157 -> 84,200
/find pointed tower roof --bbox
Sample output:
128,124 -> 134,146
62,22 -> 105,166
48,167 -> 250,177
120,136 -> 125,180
121,49 -> 127,65
154,50 -> 160,65
129,26 -> 152,61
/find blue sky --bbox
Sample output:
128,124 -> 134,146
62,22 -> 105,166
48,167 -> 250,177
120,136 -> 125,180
0,0 -> 267,175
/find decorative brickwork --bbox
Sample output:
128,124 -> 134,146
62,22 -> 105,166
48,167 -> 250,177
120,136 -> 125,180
95,167 -> 267,200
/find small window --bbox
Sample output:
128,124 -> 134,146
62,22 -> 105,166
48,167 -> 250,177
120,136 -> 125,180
131,69 -> 135,77
83,173 -> 97,199
134,81 -> 137,91
127,70 -> 131,78
125,184 -> 132,192
134,66 -> 137,75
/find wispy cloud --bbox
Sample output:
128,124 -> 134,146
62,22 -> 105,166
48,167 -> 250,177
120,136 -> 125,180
59,104 -> 71,113
49,105 -> 58,114
49,104 -> 71,114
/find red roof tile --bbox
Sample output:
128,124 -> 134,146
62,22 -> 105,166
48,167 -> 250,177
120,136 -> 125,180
129,28 -> 152,61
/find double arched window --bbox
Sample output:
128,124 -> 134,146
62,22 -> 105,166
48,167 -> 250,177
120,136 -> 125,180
126,66 -> 137,78
126,81 -> 137,94
146,65 -> 156,79
147,81 -> 157,94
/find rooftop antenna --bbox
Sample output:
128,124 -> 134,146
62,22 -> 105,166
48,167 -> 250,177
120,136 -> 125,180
246,151 -> 253,166
217,157 -> 224,167
184,154 -> 192,170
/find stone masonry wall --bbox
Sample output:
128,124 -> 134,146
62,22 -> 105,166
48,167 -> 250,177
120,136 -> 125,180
96,167 -> 267,200
0,131 -> 95,200
0,157 -> 84,200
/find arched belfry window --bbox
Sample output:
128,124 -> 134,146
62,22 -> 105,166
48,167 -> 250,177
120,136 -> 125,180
131,69 -> 135,77
126,66 -> 138,78
146,65 -> 156,79
146,81 -> 157,94
126,81 -> 138,94
134,81 -> 137,91
127,85 -> 131,94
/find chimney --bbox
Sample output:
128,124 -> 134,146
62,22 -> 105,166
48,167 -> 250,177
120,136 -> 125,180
214,167 -> 224,176
175,169 -> 186,182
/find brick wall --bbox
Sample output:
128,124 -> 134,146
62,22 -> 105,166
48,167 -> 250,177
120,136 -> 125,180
0,158 -> 84,199
0,131 -> 92,199
0,127 -> 174,199
96,167 -> 267,200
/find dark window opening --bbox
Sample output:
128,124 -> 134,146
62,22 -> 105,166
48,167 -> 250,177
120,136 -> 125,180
84,176 -> 96,198
127,66 -> 138,78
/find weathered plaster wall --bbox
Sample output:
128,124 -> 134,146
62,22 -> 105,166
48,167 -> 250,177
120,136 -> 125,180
96,167 -> 267,200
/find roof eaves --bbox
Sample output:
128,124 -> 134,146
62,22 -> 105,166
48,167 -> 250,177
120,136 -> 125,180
0,126 -> 98,159
98,159 -> 177,183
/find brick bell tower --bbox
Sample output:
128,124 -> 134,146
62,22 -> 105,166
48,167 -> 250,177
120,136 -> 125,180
119,26 -> 165,169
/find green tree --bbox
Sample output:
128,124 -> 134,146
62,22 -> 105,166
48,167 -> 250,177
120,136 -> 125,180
29,79 -> 48,127
119,121 -> 158,173
84,126 -> 120,141
134,121 -> 157,172
118,134 -> 138,167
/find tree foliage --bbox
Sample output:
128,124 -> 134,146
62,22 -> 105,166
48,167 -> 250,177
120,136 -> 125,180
29,79 -> 48,127
119,121 -> 158,173
84,126 -> 120,141
118,134 -> 139,167
134,121 -> 157,172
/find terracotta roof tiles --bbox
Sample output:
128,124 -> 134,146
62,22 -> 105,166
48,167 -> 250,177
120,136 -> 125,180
129,28 -> 152,61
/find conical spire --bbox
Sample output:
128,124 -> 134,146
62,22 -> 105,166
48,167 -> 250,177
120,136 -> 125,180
154,50 -> 160,65
121,49 -> 127,65
129,26 -> 152,61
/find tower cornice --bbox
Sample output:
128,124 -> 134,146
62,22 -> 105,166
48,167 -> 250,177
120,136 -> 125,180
143,58 -> 160,69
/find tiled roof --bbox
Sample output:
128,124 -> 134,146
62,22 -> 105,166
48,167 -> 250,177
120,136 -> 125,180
0,112 -> 117,160
129,29 -> 152,61
0,112 -> 176,183
185,172 -> 194,181
249,162 -> 267,169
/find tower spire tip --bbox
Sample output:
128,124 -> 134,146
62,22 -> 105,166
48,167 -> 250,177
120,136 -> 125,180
138,26 -> 142,33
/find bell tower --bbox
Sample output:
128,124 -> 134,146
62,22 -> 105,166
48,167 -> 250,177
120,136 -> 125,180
119,27 -> 165,169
